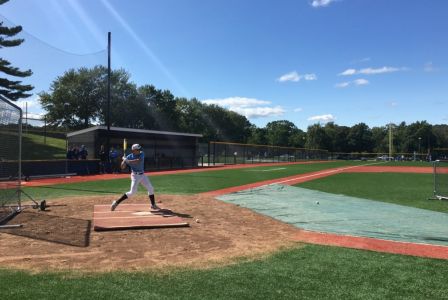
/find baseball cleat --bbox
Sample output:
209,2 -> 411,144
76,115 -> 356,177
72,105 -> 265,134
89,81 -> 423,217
150,204 -> 160,210
111,201 -> 118,211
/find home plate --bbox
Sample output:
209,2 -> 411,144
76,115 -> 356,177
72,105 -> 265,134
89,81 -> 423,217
93,204 -> 189,231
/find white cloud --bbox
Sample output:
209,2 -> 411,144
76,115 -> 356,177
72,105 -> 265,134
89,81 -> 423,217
294,108 -> 303,112
201,97 -> 285,119
390,101 -> 399,107
202,97 -> 270,108
358,67 -> 403,75
307,114 -> 336,123
335,79 -> 368,88
339,66 -> 406,76
311,0 -> 336,8
277,71 -> 300,82
232,106 -> 285,119
339,69 -> 356,76
353,78 -> 369,86
335,82 -> 350,88
277,71 -> 317,82
303,73 -> 317,81
16,97 -> 40,110
25,113 -> 45,119
424,62 -> 437,72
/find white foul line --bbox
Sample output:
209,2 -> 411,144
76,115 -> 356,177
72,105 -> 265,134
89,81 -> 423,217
269,162 -> 384,186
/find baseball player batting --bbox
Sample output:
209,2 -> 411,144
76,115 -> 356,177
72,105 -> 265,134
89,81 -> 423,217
111,143 -> 159,211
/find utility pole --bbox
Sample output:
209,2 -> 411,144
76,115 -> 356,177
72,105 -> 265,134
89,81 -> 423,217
418,137 -> 421,153
106,32 -> 111,153
388,123 -> 393,160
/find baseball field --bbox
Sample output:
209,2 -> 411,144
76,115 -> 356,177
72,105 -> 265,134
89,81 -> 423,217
1,160 -> 448,299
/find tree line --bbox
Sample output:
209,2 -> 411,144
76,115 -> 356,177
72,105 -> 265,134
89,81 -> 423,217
36,66 -> 447,154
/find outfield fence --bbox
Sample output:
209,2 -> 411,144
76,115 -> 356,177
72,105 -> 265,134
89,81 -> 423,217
432,148 -> 448,161
328,152 -> 431,161
200,141 -> 328,165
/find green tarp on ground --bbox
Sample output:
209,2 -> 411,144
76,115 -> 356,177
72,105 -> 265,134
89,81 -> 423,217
217,184 -> 448,246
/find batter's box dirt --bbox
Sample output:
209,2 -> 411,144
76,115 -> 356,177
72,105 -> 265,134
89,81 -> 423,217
0,211 -> 91,247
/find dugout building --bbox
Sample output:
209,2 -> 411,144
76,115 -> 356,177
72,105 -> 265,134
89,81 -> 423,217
67,126 -> 202,171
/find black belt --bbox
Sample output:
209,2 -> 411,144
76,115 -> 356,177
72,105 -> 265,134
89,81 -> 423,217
133,172 -> 144,175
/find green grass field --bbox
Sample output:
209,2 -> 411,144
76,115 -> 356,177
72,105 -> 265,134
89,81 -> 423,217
22,161 -> 369,199
2,161 -> 448,299
1,245 -> 447,300
297,172 -> 446,212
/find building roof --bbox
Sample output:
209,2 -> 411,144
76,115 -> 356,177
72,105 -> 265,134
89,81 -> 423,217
67,125 -> 202,138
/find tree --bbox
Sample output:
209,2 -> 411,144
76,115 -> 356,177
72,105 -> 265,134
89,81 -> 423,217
433,124 -> 448,149
39,66 -> 138,129
306,123 -> 328,150
265,120 -> 298,147
0,0 -> 33,100
176,97 -> 214,139
138,85 -> 180,131
288,128 -> 306,148
323,122 -> 349,152
346,123 -> 373,152
248,126 -> 268,145
40,67 -> 103,129
371,126 -> 388,153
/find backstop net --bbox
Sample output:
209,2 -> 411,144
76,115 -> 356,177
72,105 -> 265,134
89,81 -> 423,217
205,141 -> 328,165
0,97 -> 22,224
433,160 -> 448,200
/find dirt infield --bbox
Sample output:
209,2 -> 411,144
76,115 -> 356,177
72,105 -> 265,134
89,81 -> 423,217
0,194 -> 300,273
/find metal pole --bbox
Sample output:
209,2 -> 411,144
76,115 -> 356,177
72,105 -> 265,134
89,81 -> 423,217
106,32 -> 111,153
44,115 -> 47,144
25,102 -> 28,134
65,126 -> 68,175
18,107 -> 22,209
207,141 -> 210,167
389,123 -> 393,160
433,161 -> 437,198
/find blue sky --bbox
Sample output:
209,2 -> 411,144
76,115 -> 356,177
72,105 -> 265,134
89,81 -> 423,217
1,0 -> 447,130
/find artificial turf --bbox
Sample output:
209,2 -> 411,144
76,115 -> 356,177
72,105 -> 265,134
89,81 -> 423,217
296,172 -> 448,213
22,160 -> 367,198
1,244 -> 447,300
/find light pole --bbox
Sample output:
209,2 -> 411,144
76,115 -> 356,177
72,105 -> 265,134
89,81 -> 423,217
418,137 -> 422,160
64,103 -> 70,176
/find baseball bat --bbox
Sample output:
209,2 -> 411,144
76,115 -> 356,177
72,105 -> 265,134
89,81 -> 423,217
123,138 -> 127,158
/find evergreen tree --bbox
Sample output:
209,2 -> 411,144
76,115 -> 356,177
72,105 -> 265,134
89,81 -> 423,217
0,0 -> 33,100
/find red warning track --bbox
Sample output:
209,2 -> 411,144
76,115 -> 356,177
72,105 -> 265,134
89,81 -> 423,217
292,230 -> 448,260
343,166 -> 434,173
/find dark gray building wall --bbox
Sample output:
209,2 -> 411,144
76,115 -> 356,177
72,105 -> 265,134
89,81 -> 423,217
67,126 -> 202,171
